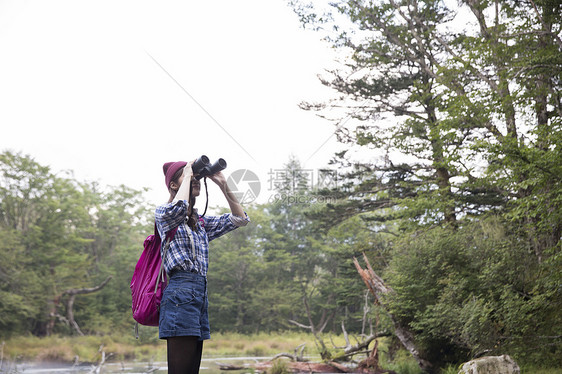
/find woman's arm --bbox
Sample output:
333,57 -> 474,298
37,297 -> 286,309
209,171 -> 245,218
172,163 -> 193,203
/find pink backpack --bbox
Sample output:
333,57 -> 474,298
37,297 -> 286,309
130,224 -> 178,330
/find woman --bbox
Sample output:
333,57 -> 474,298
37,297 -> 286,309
155,160 -> 249,373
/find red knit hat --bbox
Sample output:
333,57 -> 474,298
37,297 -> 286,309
163,161 -> 187,189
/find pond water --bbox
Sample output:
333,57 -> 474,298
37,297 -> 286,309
4,356 -> 271,374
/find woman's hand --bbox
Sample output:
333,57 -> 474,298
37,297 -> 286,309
182,162 -> 194,180
208,171 -> 227,188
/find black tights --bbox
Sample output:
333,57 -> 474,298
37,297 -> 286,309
167,336 -> 203,374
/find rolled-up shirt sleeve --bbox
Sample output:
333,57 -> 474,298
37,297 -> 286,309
155,200 -> 189,237
203,212 -> 250,241
229,212 -> 250,227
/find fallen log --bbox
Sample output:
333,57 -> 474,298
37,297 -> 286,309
217,359 -> 351,373
254,360 -> 351,373
216,362 -> 245,370
218,357 -> 395,373
272,343 -> 308,362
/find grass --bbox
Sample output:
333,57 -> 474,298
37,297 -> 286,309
377,341 -> 423,374
2,332 -> 561,374
2,334 -> 166,364
269,359 -> 290,374
204,331 -> 322,357
1,331 -> 326,365
519,368 -> 562,374
446,364 -> 562,374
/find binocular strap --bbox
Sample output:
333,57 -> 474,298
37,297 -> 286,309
186,229 -> 196,260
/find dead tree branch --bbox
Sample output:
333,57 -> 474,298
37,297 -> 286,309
272,343 -> 308,362
354,254 -> 432,372
63,276 -> 112,336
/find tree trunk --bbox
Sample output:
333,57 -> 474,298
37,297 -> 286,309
62,276 -> 112,335
353,254 -> 433,373
45,294 -> 61,336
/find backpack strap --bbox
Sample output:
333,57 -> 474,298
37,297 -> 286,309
154,225 -> 179,294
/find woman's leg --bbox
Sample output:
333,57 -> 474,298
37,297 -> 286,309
167,336 -> 204,374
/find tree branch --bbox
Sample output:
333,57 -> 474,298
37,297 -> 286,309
64,276 -> 112,296
288,319 -> 312,330
529,0 -> 562,49
63,276 -> 112,336
354,254 -> 432,372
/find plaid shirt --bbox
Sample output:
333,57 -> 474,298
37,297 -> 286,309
155,200 -> 249,277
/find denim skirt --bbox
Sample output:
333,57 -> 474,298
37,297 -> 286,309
159,270 -> 210,340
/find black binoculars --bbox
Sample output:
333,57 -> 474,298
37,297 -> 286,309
192,155 -> 227,180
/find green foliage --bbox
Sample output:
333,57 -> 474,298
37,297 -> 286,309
383,217 -> 561,366
379,345 -> 424,374
439,365 -> 461,374
286,0 -> 562,369
0,151 -> 152,337
0,227 -> 38,335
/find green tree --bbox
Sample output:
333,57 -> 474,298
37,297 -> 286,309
73,184 -> 153,334
207,206 -> 267,332
386,216 -> 561,366
0,151 -> 152,336
288,0 -> 562,369
0,227 -> 37,335
208,156 -> 372,344
0,151 -> 92,335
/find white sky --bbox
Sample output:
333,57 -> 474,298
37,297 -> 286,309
0,0 -> 345,209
